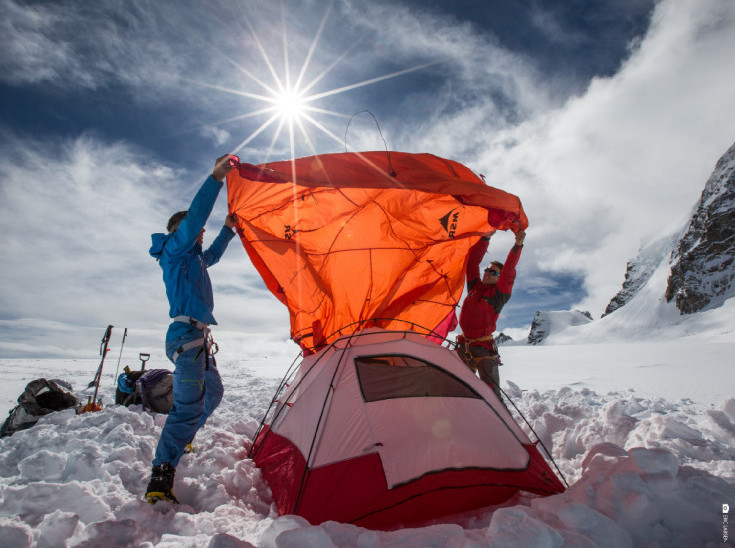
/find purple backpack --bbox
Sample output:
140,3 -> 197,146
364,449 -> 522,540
137,369 -> 173,414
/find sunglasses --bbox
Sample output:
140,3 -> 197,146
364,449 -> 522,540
485,268 -> 501,277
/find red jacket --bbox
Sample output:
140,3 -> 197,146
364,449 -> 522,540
458,238 -> 522,339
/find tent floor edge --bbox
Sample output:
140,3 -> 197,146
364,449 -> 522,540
255,432 -> 565,530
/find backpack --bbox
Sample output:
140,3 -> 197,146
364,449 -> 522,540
115,369 -> 173,414
1,378 -> 79,438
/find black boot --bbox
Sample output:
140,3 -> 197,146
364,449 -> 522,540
145,463 -> 179,504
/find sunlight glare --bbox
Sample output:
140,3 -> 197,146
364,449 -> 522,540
195,3 -> 434,163
274,89 -> 306,121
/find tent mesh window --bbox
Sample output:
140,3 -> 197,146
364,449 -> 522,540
355,355 -> 481,402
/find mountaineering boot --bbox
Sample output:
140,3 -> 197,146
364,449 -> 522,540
145,463 -> 179,504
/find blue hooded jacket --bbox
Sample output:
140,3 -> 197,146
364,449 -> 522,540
149,176 -> 235,325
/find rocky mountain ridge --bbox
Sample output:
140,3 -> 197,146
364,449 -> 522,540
602,236 -> 674,317
604,140 -> 735,317
664,141 -> 735,313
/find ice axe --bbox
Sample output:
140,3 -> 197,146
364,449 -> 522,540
88,325 -> 113,389
82,324 -> 113,413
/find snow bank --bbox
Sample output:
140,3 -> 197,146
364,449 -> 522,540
0,356 -> 733,547
0,359 -> 277,547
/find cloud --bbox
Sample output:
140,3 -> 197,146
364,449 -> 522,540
528,4 -> 589,48
0,132 -> 289,358
0,133 -> 168,353
472,0 -> 735,315
342,1 -> 553,128
0,0 -> 164,90
201,126 -> 232,146
0,0 -> 299,109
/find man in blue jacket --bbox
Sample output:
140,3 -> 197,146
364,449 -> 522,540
145,155 -> 236,504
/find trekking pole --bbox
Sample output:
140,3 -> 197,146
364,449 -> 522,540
112,328 -> 128,390
88,324 -> 113,395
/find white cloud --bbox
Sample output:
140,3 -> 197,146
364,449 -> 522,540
0,0 -> 149,89
340,1 -> 555,145
528,4 -> 588,48
0,0 -> 245,104
471,0 -> 735,315
0,132 -> 288,358
201,125 -> 232,146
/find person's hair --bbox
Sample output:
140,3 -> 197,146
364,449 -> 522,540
486,261 -> 504,271
167,211 -> 188,233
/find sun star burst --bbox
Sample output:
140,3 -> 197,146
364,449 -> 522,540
191,3 -> 437,165
273,88 -> 307,122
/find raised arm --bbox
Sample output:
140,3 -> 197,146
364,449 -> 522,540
466,232 -> 493,291
497,230 -> 525,294
166,155 -> 234,257
202,215 -> 237,267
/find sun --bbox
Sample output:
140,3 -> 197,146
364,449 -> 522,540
273,88 -> 306,122
191,5 -> 436,163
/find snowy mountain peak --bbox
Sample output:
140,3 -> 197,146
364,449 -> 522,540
495,332 -> 514,345
527,310 -> 593,345
665,140 -> 735,314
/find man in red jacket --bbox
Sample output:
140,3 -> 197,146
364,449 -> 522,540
457,229 -> 526,399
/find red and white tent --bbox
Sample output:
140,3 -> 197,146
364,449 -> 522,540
250,329 -> 565,529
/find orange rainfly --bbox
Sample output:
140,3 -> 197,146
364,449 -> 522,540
226,151 -> 528,352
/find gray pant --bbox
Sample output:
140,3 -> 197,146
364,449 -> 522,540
456,343 -> 502,399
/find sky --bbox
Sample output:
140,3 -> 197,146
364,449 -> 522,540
1,0 -> 735,359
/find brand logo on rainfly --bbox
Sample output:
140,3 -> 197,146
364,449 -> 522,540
439,209 -> 459,238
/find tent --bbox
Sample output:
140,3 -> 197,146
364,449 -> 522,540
249,328 -> 566,529
230,151 -> 563,527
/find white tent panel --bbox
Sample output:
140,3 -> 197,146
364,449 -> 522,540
366,396 -> 530,487
272,349 -> 340,456
311,358 -> 376,467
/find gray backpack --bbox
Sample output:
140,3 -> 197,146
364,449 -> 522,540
1,379 -> 79,438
